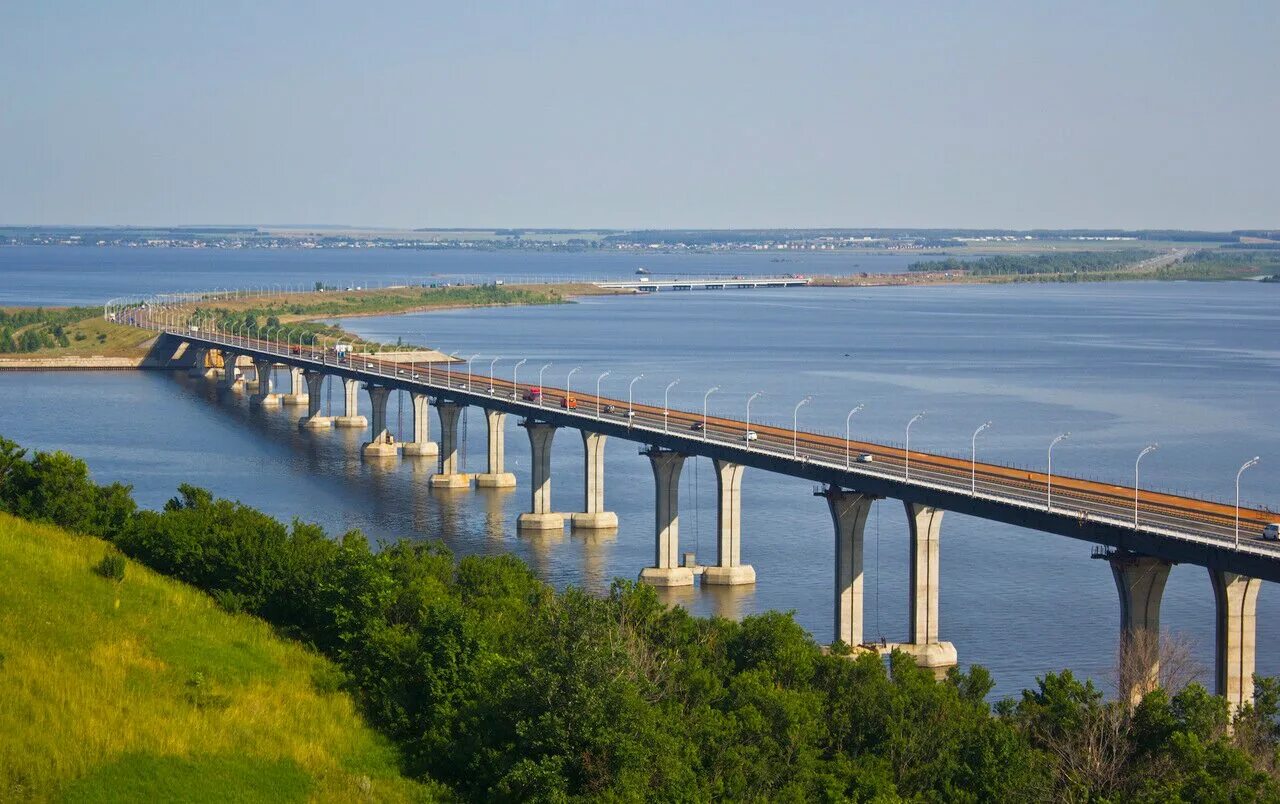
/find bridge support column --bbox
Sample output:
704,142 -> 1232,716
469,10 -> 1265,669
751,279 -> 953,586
249,359 -> 282,407
1210,569 -> 1261,716
402,392 -> 439,457
818,487 -> 878,646
282,365 -> 309,405
517,421 -> 562,528
429,401 -> 470,488
1109,552 -> 1172,706
218,351 -> 243,390
187,346 -> 211,378
703,460 -> 755,585
571,431 -> 617,529
333,378 -> 367,428
899,502 -> 957,668
639,449 -> 692,587
475,409 -> 515,487
297,371 -> 332,429
361,385 -> 397,458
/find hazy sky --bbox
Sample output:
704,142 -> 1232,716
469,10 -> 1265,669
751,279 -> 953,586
2,1 -> 1276,230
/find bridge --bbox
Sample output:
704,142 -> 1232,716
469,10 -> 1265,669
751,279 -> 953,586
591,275 -> 811,291
114,299 -> 1275,710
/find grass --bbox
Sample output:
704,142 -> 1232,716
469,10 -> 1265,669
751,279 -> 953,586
0,512 -> 439,802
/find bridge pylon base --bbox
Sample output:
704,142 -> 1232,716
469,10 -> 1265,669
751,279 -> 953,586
333,416 -> 368,429
281,393 -> 309,406
362,442 -> 399,459
475,472 -> 516,488
430,473 -> 471,489
518,512 -> 565,530
402,441 -> 439,457
298,415 -> 333,430
571,511 -> 618,529
639,566 -> 694,587
702,565 -> 756,586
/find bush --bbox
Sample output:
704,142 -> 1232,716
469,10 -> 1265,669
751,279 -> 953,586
92,551 -> 126,581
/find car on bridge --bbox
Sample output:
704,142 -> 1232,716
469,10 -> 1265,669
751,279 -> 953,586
1265,523 -> 1280,541
523,387 -> 541,402
742,431 -> 758,442
561,395 -> 579,410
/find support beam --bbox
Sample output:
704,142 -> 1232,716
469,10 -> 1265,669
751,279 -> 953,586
429,401 -> 470,488
333,377 -> 367,428
639,448 -> 692,586
517,420 -> 562,528
902,501 -> 957,668
475,408 -> 515,487
248,359 -> 282,407
281,365 -> 309,405
297,371 -> 332,429
571,431 -> 617,529
703,459 -> 755,585
187,346 -> 211,378
817,487 -> 877,646
401,392 -> 439,457
361,384 -> 397,458
218,351 -> 243,390
1210,569 -> 1261,715
1109,552 -> 1172,706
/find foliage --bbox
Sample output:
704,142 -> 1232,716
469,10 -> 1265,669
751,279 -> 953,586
3,434 -> 1279,801
911,250 -> 1155,276
92,550 -> 126,581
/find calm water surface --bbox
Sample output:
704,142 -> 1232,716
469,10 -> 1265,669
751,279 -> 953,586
1,260 -> 1277,699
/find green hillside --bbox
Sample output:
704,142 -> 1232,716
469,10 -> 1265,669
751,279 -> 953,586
0,512 -> 436,802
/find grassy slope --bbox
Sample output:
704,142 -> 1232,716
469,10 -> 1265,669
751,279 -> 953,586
0,512 -> 438,802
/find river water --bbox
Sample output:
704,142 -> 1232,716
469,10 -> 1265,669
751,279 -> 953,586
1,247 -> 1277,699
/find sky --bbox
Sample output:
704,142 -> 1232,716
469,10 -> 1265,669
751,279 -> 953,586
1,1 -> 1276,230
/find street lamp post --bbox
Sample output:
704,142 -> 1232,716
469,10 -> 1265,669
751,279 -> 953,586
844,403 -> 865,468
566,367 -> 581,406
1236,457 -> 1261,548
703,386 -> 720,441
445,351 -> 460,387
628,375 -> 644,416
663,379 -> 679,433
466,354 -> 480,391
513,358 -> 527,399
595,371 -> 611,416
1134,444 -> 1159,527
488,356 -> 501,393
745,391 -> 762,451
905,412 -> 926,480
793,396 -> 812,457
538,364 -> 552,407
971,421 -> 992,494
1047,432 -> 1070,511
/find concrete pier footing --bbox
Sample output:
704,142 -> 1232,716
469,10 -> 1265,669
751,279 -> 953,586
639,448 -> 692,586
218,351 -> 244,390
298,370 -> 332,429
474,408 -> 515,488
334,378 -> 367,428
820,487 -> 877,646
249,359 -> 282,407
904,501 -> 956,668
401,392 -> 439,457
1109,552 -> 1172,705
517,420 -> 563,529
281,366 -> 309,405
1211,569 -> 1261,715
429,401 -> 469,488
361,385 -> 398,458
572,431 -> 616,529
702,459 -> 755,585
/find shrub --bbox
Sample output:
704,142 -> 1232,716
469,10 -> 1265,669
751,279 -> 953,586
93,551 -> 126,582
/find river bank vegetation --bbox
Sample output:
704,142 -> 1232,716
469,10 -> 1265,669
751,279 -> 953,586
3,434 -> 1279,800
912,248 -> 1280,282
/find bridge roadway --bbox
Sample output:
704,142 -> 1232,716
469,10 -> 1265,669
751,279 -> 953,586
163,327 -> 1280,583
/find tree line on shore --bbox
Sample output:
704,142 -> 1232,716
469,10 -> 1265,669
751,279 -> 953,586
1,434 -> 1278,801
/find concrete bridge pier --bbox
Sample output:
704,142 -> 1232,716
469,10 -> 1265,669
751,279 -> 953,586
819,487 -> 878,646
298,370 -> 332,429
282,366 -> 309,405
401,392 -> 439,457
218,351 -> 244,390
333,378 -> 368,428
249,359 -> 282,407
1109,552 -> 1172,705
429,401 -> 470,488
361,384 -> 398,458
639,448 -> 693,587
1210,569 -> 1261,715
187,346 -> 212,378
901,502 -> 957,669
702,460 -> 755,585
517,421 -> 563,529
571,431 -> 617,529
474,409 -> 515,487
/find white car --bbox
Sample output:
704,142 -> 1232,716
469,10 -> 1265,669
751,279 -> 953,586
743,431 -> 758,442
1264,523 -> 1280,541
855,453 -> 874,463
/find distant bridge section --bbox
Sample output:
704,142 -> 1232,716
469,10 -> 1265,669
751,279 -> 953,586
593,275 -> 811,292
